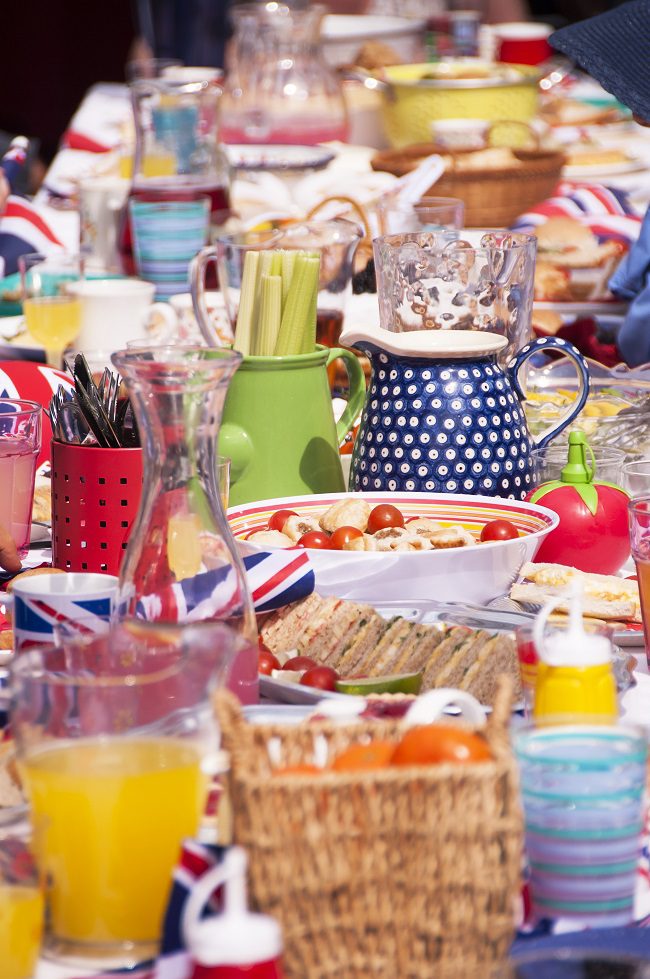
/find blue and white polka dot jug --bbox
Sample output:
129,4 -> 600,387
339,328 -> 590,501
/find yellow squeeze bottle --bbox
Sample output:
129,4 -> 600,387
532,580 -> 618,725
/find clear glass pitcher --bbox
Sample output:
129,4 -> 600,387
219,2 -> 348,145
111,346 -> 258,704
374,230 -> 537,364
119,76 -> 232,274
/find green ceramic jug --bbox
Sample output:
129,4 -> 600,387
220,345 -> 365,506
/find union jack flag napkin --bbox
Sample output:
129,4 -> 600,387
134,548 -> 315,622
0,196 -> 64,277
511,182 -> 643,247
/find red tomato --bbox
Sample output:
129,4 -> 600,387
367,504 -> 405,535
480,519 -> 519,542
283,655 -> 317,671
300,666 -> 339,691
330,525 -> 364,550
297,531 -> 332,549
258,649 -> 281,675
267,509 -> 298,532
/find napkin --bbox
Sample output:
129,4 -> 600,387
0,196 -> 64,277
511,181 -> 643,247
133,548 -> 315,621
61,85 -> 132,154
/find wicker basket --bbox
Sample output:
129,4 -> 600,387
215,678 -> 522,979
371,142 -> 566,228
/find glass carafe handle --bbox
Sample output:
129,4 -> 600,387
190,246 -> 220,348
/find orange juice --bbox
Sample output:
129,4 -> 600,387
24,738 -> 206,948
0,884 -> 44,979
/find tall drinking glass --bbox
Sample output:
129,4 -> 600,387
376,195 -> 465,235
628,495 -> 650,665
0,400 -> 41,558
373,229 -> 537,365
11,619 -> 237,968
514,724 -> 647,928
19,252 -> 83,367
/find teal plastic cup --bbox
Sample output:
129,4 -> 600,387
514,724 -> 648,927
129,197 -> 210,300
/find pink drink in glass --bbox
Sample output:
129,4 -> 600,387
0,400 -> 41,558
0,441 -> 38,556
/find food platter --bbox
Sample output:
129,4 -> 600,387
562,156 -> 647,178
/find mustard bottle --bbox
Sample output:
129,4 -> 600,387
532,579 -> 618,725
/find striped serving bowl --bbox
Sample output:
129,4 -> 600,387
227,491 -> 559,604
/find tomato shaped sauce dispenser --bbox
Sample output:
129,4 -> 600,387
526,430 -> 630,574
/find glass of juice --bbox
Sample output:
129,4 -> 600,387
629,495 -> 650,665
18,252 -> 83,367
0,399 -> 41,558
11,618 -> 239,968
0,837 -> 44,979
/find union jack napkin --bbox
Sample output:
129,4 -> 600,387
511,181 -> 643,247
134,548 -> 315,622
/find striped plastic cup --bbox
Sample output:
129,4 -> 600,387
129,197 -> 210,300
514,725 -> 648,927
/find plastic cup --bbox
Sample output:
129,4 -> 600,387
531,444 -> 625,488
514,724 -> 648,927
623,460 -> 650,497
129,197 -> 210,300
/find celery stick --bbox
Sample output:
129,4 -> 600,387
301,268 -> 319,354
274,253 -> 321,356
257,274 -> 282,356
250,251 -> 280,354
233,250 -> 259,356
281,250 -> 296,306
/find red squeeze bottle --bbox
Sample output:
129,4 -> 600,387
185,847 -> 284,979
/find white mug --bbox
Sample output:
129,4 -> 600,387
67,278 -> 176,351
79,176 -> 130,273
9,572 -> 119,653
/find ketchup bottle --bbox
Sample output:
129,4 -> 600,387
184,847 -> 284,979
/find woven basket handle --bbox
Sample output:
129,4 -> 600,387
306,195 -> 373,246
488,674 -> 515,733
213,688 -> 247,753
486,120 -> 540,150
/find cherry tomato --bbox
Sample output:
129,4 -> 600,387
480,519 -> 519,543
297,530 -> 332,549
367,504 -> 405,535
283,655 -> 317,672
330,525 -> 364,550
268,509 -> 298,533
258,649 -> 281,675
300,666 -> 339,691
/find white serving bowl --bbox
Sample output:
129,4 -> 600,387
228,492 -> 559,604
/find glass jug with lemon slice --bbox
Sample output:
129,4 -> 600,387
119,75 -> 231,274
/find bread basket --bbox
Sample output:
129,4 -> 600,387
215,677 -> 522,979
371,138 -> 566,227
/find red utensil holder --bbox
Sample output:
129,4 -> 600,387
52,441 -> 143,575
